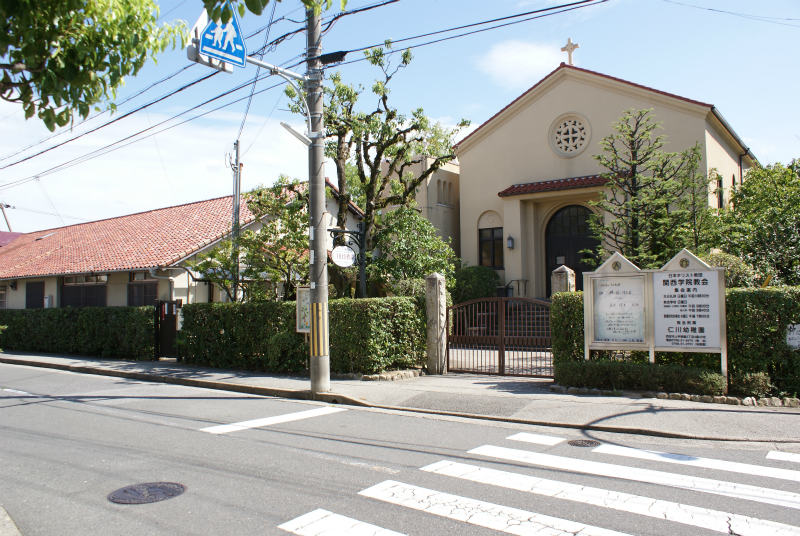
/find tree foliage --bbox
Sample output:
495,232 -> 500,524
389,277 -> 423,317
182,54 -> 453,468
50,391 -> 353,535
201,0 -> 345,21
368,204 -> 456,288
714,160 -> 800,285
188,177 -> 309,301
288,43 -> 468,250
588,108 -> 707,268
1,0 -> 184,131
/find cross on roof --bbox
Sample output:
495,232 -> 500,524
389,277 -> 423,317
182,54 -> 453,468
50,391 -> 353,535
561,38 -> 579,65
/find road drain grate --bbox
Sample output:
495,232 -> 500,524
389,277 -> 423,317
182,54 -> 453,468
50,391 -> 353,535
568,439 -> 601,448
108,482 -> 186,504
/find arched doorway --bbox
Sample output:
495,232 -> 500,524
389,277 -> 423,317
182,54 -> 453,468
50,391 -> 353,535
545,205 -> 599,294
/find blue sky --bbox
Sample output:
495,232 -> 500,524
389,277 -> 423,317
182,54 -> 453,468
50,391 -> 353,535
0,0 -> 797,233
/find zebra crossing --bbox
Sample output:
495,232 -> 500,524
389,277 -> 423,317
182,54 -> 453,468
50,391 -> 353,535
278,432 -> 800,536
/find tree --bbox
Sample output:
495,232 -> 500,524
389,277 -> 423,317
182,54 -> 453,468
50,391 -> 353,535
588,108 -> 705,268
201,0 -> 344,21
188,177 -> 310,301
714,160 -> 800,285
1,0 -> 183,131
368,204 -> 456,288
242,176 -> 310,299
288,44 -> 468,250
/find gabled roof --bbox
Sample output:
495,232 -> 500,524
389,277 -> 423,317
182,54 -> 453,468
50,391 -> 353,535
0,196 -> 255,280
498,175 -> 607,197
455,63 -> 754,163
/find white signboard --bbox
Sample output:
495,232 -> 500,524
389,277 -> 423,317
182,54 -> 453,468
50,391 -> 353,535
296,286 -> 311,333
331,245 -> 356,268
787,324 -> 800,350
654,270 -> 721,349
592,277 -> 646,343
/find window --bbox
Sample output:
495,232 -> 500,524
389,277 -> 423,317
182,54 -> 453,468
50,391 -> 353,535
128,272 -> 158,306
26,281 -> 44,309
479,227 -> 504,269
717,175 -> 724,209
0,285 -> 6,309
62,274 -> 107,307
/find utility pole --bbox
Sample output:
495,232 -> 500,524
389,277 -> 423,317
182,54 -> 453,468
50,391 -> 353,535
306,8 -> 330,394
0,202 -> 11,231
229,140 -> 242,302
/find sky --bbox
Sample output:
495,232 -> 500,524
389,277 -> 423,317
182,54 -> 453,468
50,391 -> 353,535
0,0 -> 798,233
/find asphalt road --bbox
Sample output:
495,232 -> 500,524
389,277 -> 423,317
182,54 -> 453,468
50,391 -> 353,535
2,363 -> 800,536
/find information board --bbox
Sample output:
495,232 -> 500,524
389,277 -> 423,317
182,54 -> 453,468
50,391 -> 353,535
296,286 -> 311,333
592,277 -> 646,343
787,324 -> 800,350
653,270 -> 721,349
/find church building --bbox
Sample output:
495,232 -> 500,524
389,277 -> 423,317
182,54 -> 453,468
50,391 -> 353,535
453,58 -> 757,298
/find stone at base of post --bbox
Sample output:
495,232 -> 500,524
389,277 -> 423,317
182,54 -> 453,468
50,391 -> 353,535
426,273 -> 447,375
311,355 -> 330,394
551,265 -> 576,295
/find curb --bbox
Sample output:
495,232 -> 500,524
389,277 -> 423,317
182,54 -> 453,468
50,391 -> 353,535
3,357 -> 799,443
0,506 -> 21,536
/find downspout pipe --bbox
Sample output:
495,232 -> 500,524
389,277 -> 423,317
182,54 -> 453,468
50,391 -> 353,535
148,267 -> 175,303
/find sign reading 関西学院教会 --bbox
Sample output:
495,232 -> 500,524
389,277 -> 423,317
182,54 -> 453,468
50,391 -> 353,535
653,270 -> 721,349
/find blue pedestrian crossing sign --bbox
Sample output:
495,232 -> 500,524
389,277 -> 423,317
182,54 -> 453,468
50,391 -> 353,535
198,3 -> 247,68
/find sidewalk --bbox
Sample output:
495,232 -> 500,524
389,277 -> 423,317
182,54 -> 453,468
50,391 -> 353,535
1,351 -> 799,443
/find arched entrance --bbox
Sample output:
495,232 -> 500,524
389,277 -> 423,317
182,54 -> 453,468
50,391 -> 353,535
545,205 -> 599,294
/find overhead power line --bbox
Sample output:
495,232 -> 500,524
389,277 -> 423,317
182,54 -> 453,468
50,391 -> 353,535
662,0 -> 800,28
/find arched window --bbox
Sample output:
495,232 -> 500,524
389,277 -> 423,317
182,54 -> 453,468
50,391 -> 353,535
478,211 -> 503,269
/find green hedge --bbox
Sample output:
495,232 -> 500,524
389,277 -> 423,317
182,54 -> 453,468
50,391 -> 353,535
180,296 -> 425,375
0,306 -> 154,359
551,288 -> 800,396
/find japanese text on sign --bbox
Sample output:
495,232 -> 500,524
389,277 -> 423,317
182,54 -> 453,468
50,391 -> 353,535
592,277 -> 645,343
653,271 -> 720,349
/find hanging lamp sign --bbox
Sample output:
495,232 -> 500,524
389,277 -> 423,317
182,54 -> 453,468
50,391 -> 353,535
331,245 -> 356,268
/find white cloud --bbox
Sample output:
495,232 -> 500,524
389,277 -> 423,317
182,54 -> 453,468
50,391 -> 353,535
476,40 -> 563,91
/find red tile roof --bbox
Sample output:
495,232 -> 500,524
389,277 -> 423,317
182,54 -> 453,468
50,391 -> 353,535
456,63 -> 713,152
0,232 -> 22,248
0,196 -> 254,280
498,175 -> 608,197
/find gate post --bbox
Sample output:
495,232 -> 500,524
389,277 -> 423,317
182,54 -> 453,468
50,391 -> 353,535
426,273 -> 447,375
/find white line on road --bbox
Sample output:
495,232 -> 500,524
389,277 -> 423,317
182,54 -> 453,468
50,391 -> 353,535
278,508 -> 405,536
506,432 -> 565,446
0,388 -> 32,395
421,460 -> 800,536
200,406 -> 347,434
359,480 -> 632,536
469,445 -> 800,510
593,443 -> 800,483
768,451 -> 800,464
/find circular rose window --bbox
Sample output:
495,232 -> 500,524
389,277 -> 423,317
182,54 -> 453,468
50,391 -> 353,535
550,114 -> 590,157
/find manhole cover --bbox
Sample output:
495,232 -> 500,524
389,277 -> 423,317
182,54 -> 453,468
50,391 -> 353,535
568,439 -> 601,448
108,482 -> 186,504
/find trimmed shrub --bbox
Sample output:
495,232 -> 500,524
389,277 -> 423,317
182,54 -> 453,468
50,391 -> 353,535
729,371 -> 774,398
701,252 -> 758,288
453,265 -> 500,304
0,307 -> 154,359
551,287 -> 800,396
180,296 -> 425,375
555,359 -> 727,395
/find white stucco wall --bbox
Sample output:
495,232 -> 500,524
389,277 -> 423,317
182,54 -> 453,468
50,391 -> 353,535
456,67 -> 749,297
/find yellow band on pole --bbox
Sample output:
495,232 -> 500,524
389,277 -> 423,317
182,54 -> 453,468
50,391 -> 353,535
310,302 -> 329,357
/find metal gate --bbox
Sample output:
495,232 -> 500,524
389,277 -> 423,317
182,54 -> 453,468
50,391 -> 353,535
447,297 -> 552,377
154,300 -> 181,359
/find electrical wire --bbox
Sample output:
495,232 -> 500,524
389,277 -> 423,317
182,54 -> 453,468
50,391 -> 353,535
662,0 -> 800,27
238,0 -> 278,140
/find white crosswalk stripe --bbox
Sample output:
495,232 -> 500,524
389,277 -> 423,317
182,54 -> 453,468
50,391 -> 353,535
506,431 -> 565,446
200,406 -> 346,434
359,480 -> 633,536
469,444 -> 800,509
274,431 -> 800,535
421,459 -> 800,536
594,443 -> 800,482
769,451 -> 800,464
278,509 -> 405,536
